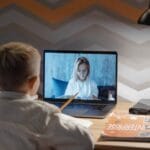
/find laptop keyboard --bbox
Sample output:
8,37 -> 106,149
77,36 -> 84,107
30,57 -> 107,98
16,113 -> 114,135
54,102 -> 106,110
91,104 -> 106,110
50,101 -> 114,117
69,103 -> 106,110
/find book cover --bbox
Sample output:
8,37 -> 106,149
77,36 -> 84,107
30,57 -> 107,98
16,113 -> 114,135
101,112 -> 150,141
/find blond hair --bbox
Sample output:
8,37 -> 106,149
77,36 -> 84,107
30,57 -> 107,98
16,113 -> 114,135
0,42 -> 41,90
72,57 -> 90,81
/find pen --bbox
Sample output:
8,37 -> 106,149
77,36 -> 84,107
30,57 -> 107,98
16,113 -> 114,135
60,92 -> 78,111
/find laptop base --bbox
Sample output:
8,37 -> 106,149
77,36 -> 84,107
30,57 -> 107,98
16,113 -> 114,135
51,102 -> 115,118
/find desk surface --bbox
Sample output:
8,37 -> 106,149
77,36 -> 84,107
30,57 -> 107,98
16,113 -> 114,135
88,99 -> 150,150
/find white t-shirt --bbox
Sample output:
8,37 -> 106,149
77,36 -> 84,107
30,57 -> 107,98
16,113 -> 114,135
0,91 -> 94,150
65,78 -> 98,99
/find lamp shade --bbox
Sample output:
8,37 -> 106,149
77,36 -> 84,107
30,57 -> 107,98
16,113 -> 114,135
138,9 -> 150,25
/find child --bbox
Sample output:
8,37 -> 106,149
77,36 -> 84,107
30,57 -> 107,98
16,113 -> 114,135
65,57 -> 98,99
0,42 -> 94,150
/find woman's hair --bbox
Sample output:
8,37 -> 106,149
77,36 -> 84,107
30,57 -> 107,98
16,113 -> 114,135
0,42 -> 41,90
72,57 -> 90,81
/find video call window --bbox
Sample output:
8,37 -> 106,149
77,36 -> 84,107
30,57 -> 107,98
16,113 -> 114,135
43,51 -> 117,101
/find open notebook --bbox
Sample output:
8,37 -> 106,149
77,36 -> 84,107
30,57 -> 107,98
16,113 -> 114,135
43,50 -> 118,118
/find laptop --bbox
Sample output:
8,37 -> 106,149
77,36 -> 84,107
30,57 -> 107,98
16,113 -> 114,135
43,50 -> 118,118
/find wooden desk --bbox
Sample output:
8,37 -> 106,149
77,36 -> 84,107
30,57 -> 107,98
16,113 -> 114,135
89,99 -> 150,150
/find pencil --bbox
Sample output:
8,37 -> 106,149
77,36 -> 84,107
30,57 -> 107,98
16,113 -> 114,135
60,92 -> 78,111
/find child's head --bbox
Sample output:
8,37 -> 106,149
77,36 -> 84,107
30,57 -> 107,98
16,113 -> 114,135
0,42 -> 41,95
73,57 -> 90,81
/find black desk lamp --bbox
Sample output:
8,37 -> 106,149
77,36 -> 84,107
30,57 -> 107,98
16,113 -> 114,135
138,0 -> 150,25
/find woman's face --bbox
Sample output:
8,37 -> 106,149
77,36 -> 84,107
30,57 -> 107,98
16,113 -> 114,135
77,63 -> 88,81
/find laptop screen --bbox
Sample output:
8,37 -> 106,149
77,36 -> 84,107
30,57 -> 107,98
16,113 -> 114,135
43,50 -> 117,103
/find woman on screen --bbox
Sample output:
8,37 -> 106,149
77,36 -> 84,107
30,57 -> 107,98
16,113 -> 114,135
65,57 -> 98,99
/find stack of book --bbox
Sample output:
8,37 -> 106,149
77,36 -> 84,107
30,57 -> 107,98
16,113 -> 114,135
101,112 -> 150,141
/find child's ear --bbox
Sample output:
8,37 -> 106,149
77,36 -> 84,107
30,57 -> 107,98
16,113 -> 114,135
27,76 -> 37,90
